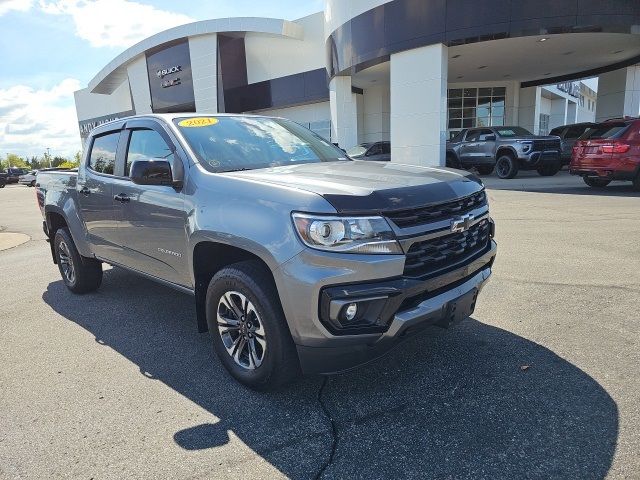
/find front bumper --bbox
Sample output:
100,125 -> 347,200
292,240 -> 496,374
518,150 -> 561,166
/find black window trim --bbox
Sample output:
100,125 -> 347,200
86,129 -> 123,178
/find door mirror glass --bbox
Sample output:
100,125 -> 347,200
130,158 -> 175,186
481,134 -> 496,142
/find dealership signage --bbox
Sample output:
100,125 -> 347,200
557,81 -> 580,98
156,65 -> 182,78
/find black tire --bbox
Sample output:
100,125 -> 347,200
206,260 -> 300,391
476,165 -> 494,176
633,173 -> 640,192
446,153 -> 461,169
495,154 -> 518,179
0,182 -> 5,188
536,161 -> 562,177
583,177 -> 611,189
53,228 -> 102,294
30,180 -> 36,187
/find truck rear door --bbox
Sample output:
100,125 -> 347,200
77,130 -> 125,261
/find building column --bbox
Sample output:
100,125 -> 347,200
329,76 -> 359,149
127,56 -> 153,114
189,34 -> 218,113
567,100 -> 578,124
596,65 -> 640,121
549,97 -> 568,131
518,86 -> 541,134
390,43 -> 448,166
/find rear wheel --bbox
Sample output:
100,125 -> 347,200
496,154 -> 518,179
632,173 -> 640,192
29,180 -> 36,187
583,177 -> 611,189
476,165 -> 494,176
54,228 -> 103,293
537,161 -> 562,177
206,260 -> 300,391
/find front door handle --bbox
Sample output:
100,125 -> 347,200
79,186 -> 91,196
114,193 -> 130,203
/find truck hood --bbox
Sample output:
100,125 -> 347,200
225,160 -> 484,213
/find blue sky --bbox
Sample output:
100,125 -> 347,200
0,0 -> 323,158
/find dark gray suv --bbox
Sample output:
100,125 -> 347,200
446,126 -> 562,178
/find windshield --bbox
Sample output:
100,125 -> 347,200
496,127 -> 532,137
346,144 -> 371,157
579,122 -> 629,140
173,116 -> 348,173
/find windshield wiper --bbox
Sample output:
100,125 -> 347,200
221,167 -> 252,173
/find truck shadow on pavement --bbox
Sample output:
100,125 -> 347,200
43,268 -> 618,479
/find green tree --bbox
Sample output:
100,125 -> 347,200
1,154 -> 28,171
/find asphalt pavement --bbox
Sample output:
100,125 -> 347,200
0,171 -> 639,479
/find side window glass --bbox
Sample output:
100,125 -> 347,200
126,129 -> 173,176
88,132 -> 120,175
478,129 -> 494,141
465,130 -> 480,142
367,144 -> 382,155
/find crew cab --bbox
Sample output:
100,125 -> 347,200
37,114 -> 496,390
570,117 -> 640,190
446,126 -> 562,178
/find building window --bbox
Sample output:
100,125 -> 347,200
539,114 -> 550,135
447,87 -> 506,137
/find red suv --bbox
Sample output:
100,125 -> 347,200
570,117 -> 640,190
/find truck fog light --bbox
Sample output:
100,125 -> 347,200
344,303 -> 358,322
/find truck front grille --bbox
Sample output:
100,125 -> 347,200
403,219 -> 491,277
532,139 -> 560,151
387,190 -> 486,229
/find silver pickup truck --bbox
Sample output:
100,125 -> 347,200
37,114 -> 497,390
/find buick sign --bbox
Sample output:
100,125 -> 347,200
157,65 -> 182,78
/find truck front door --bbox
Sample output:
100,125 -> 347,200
112,123 -> 190,287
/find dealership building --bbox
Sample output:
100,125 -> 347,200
75,0 -> 640,166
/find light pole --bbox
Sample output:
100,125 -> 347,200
46,148 -> 51,168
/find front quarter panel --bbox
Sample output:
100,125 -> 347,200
186,168 -> 337,281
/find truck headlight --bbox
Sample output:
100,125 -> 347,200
292,213 -> 402,254
516,140 -> 532,153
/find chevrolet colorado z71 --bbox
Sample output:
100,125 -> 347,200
37,114 -> 497,390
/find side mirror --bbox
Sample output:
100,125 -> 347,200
483,135 -> 496,142
130,158 -> 183,188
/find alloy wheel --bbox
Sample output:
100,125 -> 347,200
58,240 -> 76,284
217,291 -> 267,370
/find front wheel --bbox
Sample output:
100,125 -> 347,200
537,161 -> 562,177
446,153 -> 461,169
54,228 -> 103,293
206,261 -> 300,391
496,154 -> 518,179
583,177 -> 611,189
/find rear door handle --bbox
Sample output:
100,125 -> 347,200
114,193 -> 130,203
79,186 -> 91,196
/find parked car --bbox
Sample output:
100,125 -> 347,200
446,126 -> 562,178
570,117 -> 640,190
37,114 -> 496,390
18,170 -> 38,187
4,167 -> 29,184
346,141 -> 391,161
550,122 -> 597,165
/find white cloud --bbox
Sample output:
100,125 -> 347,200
0,78 -> 83,158
0,0 -> 33,16
39,0 -> 194,48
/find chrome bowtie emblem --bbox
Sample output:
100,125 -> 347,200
451,213 -> 475,233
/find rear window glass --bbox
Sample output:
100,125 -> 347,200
580,123 -> 629,140
89,132 -> 120,175
565,125 -> 592,139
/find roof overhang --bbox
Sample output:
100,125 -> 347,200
88,17 -> 304,94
